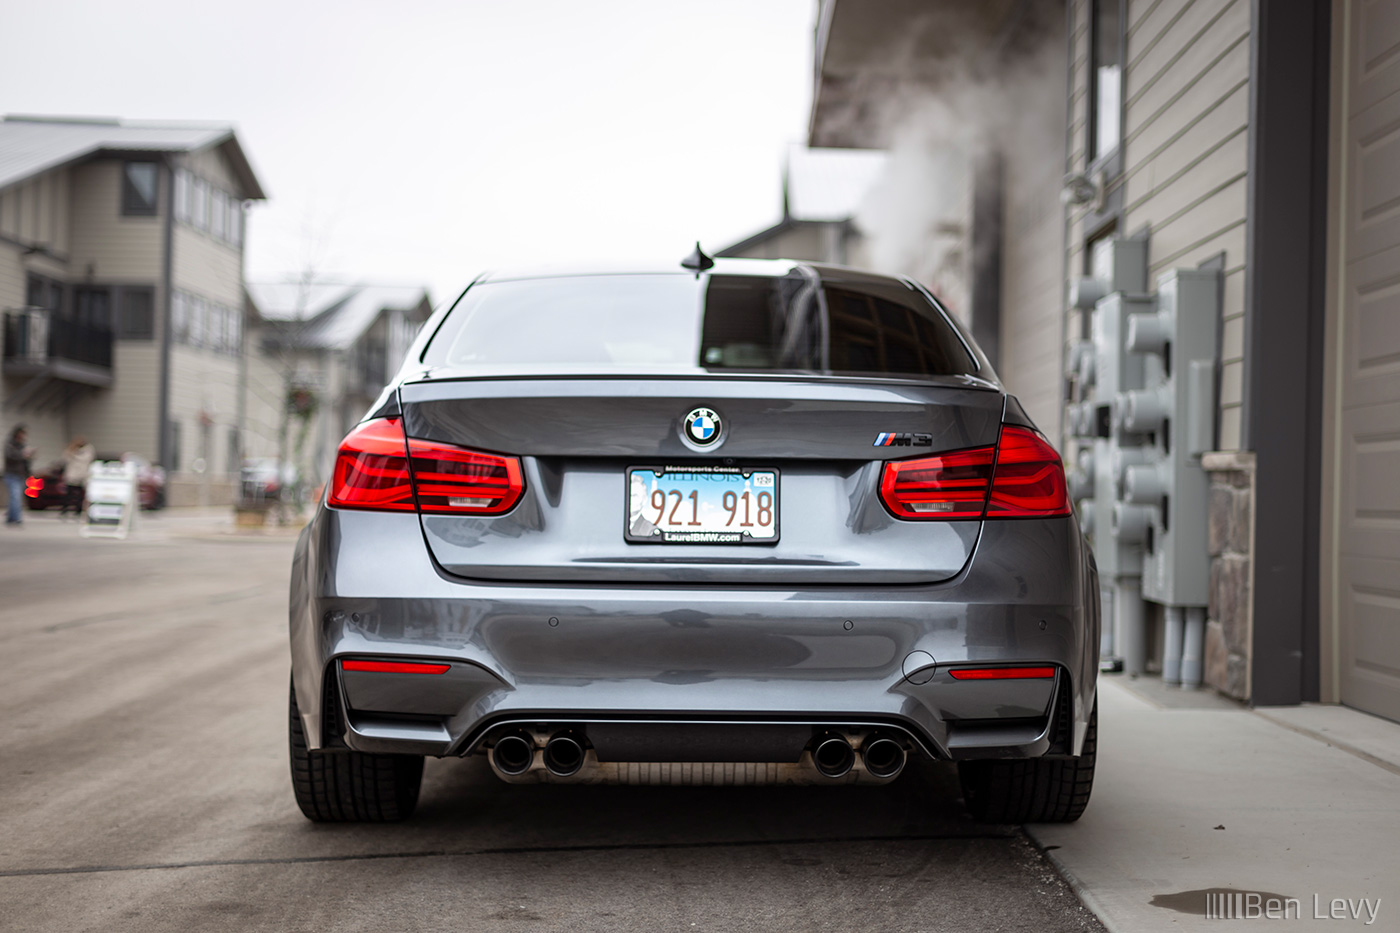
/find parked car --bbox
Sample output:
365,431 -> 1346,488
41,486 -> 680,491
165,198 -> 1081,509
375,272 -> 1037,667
287,258 -> 1099,824
23,461 -> 67,510
27,453 -> 164,511
240,458 -> 300,505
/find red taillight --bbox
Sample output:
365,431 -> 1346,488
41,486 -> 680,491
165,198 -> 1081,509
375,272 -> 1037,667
407,438 -> 524,515
327,418 -> 417,512
326,417 -> 525,515
948,666 -> 1057,680
878,424 -> 1070,521
341,659 -> 450,675
985,426 -> 1072,518
879,446 -> 995,519
24,477 -> 42,497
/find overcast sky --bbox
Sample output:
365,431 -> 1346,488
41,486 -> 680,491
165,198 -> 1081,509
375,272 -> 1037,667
3,0 -> 816,305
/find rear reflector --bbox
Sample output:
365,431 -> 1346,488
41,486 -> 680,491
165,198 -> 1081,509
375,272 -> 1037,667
948,666 -> 1056,680
341,659 -> 451,675
327,417 -> 524,515
878,424 -> 1071,521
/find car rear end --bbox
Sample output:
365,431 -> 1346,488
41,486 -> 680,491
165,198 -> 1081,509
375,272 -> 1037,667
288,260 -> 1099,823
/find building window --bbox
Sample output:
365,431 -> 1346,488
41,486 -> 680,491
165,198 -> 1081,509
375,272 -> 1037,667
122,162 -> 159,216
174,170 -> 190,223
26,274 -> 63,312
171,169 -> 243,247
1088,0 -> 1122,164
118,288 -> 155,340
169,420 -> 182,472
211,191 -> 227,241
191,177 -> 209,231
172,291 -> 189,344
73,287 -> 113,330
189,295 -> 206,346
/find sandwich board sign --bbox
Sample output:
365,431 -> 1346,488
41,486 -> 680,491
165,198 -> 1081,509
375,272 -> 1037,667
81,460 -> 138,539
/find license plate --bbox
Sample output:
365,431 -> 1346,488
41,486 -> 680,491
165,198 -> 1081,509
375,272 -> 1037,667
626,466 -> 779,545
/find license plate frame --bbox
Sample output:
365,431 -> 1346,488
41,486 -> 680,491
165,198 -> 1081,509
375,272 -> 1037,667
625,465 -> 780,545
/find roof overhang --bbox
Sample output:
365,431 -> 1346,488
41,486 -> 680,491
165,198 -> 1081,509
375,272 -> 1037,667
204,133 -> 268,201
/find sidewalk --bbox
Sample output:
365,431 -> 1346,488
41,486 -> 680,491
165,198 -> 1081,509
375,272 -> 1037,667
7,505 -> 306,543
1029,676 -> 1400,931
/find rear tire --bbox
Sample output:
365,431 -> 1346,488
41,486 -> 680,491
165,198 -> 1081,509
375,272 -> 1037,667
288,678 -> 423,822
958,699 -> 1097,824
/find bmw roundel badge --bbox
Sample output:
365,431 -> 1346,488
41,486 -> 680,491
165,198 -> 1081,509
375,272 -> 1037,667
682,406 -> 722,447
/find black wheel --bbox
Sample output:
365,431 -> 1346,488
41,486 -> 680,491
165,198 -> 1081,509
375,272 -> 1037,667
958,700 -> 1097,824
288,677 -> 423,822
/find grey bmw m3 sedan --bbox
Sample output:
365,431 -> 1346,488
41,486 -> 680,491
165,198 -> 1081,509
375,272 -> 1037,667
287,257 -> 1099,824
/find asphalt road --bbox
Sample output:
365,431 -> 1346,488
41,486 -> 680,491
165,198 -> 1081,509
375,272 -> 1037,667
0,511 -> 1104,933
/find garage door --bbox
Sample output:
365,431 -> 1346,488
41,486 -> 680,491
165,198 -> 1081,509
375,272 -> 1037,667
1336,0 -> 1400,722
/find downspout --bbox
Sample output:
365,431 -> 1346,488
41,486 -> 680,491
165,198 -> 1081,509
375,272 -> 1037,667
157,158 -> 175,468
235,204 -> 247,483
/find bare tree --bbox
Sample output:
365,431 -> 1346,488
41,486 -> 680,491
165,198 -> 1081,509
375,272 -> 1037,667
255,212 -> 339,525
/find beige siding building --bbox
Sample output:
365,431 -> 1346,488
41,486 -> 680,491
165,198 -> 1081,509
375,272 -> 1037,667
0,115 -> 267,506
805,0 -> 1397,721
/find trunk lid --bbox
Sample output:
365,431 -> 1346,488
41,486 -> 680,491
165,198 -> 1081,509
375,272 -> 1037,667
399,375 -> 1003,585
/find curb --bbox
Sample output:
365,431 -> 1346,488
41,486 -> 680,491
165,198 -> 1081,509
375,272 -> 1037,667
1024,826 -> 1124,933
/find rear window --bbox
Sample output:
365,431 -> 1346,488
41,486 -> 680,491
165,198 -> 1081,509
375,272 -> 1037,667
423,271 -> 977,378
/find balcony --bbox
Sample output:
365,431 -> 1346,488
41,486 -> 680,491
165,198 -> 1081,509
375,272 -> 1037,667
3,309 -> 114,411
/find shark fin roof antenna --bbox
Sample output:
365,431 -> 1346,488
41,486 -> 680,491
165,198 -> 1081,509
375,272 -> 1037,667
680,241 -> 715,274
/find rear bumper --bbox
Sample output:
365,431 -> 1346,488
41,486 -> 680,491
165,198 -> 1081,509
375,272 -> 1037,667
290,508 -> 1099,762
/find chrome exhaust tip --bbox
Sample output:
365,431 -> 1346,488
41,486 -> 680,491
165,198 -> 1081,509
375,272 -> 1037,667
543,733 -> 586,776
812,734 -> 854,778
491,733 -> 535,776
860,735 -> 906,779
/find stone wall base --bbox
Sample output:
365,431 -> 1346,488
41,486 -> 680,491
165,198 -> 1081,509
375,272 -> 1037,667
1203,451 -> 1255,702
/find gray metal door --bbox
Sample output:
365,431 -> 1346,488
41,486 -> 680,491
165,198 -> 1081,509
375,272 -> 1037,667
1336,0 -> 1400,721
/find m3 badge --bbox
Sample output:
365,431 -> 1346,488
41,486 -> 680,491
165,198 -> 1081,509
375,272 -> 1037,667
873,432 -> 933,448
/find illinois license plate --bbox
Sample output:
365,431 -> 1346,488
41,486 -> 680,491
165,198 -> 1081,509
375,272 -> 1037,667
625,466 -> 779,545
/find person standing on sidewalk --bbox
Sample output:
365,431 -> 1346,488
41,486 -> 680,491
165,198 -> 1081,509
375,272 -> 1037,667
59,435 -> 95,519
4,425 -> 36,526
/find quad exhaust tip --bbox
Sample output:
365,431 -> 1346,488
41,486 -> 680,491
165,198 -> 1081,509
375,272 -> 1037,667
543,732 -> 586,776
812,734 -> 855,778
860,734 -> 907,779
491,733 -> 535,776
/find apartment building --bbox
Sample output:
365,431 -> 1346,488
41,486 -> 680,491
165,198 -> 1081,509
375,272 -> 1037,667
0,115 -> 267,505
805,0 -> 1398,722
246,282 -> 433,488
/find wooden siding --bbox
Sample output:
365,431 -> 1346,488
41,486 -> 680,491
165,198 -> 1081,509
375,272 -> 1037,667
173,226 -> 243,307
165,347 -> 244,478
1066,0 -> 1251,451
0,168 -> 71,259
179,145 -> 241,194
68,160 -> 165,282
67,344 -> 162,461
